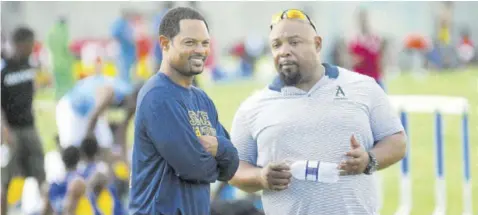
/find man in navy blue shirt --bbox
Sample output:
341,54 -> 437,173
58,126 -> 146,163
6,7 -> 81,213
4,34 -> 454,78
129,7 -> 240,215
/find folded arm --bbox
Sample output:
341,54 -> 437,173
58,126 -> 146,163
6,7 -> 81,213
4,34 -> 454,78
214,126 -> 240,181
144,93 -> 219,183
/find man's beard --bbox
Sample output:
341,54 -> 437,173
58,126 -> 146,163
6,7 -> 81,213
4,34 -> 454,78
172,63 -> 202,77
279,68 -> 302,86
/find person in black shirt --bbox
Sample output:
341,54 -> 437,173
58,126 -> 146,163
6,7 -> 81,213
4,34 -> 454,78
1,27 -> 45,215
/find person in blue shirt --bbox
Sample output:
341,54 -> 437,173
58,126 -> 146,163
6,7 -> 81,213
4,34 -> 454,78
80,137 -> 126,215
55,74 -> 141,164
43,146 -> 91,215
129,7 -> 240,215
112,9 -> 137,84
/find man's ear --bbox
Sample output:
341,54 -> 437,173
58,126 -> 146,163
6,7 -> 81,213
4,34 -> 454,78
314,36 -> 322,52
159,35 -> 170,51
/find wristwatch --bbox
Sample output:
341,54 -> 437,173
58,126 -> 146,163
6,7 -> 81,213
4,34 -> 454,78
363,151 -> 378,175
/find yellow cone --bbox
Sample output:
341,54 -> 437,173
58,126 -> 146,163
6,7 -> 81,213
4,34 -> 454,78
97,189 -> 114,215
75,195 -> 95,215
113,161 -> 129,181
7,176 -> 25,205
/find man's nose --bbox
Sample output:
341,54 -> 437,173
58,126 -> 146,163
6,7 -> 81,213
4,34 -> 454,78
193,44 -> 209,55
277,44 -> 292,57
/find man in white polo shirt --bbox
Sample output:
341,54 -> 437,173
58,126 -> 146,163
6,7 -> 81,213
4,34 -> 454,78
229,9 -> 407,215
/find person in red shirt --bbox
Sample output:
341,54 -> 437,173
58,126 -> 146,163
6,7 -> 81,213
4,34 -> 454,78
348,9 -> 385,89
457,27 -> 475,65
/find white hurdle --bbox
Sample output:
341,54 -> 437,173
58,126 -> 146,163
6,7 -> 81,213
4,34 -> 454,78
388,95 -> 472,215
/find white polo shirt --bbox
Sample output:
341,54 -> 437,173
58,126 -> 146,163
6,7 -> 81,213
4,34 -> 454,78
231,63 -> 404,215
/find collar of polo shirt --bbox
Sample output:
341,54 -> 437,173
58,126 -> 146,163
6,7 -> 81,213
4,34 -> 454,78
268,63 -> 339,92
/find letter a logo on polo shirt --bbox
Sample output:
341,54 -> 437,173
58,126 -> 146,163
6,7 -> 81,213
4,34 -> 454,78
335,86 -> 345,97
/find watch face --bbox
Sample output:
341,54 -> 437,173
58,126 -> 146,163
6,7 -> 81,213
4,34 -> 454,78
370,162 -> 378,172
370,156 -> 378,171
365,152 -> 378,174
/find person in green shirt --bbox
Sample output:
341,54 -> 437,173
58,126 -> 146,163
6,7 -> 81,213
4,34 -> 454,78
47,17 -> 75,100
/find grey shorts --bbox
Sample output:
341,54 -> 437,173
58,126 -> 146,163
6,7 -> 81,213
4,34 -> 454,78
1,126 -> 45,191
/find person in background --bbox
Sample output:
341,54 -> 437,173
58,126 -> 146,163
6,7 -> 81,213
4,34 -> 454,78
55,67 -> 141,167
68,39 -> 88,80
229,35 -> 267,79
133,14 -> 153,81
42,146 -> 90,215
433,1 -> 458,69
112,9 -> 137,84
106,122 -> 131,200
435,1 -> 453,47
152,1 -> 175,73
403,34 -> 435,71
79,137 -> 126,215
456,27 -> 475,66
1,27 -> 46,215
348,9 -> 385,90
47,17 -> 75,100
329,36 -> 349,68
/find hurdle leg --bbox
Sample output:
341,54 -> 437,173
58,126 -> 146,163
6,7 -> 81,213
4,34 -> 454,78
462,112 -> 472,215
395,111 -> 412,215
432,112 -> 446,215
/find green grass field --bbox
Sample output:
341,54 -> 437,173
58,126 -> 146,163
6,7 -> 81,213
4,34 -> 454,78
34,68 -> 477,215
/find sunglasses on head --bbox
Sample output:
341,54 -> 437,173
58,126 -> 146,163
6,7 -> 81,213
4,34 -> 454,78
270,9 -> 317,32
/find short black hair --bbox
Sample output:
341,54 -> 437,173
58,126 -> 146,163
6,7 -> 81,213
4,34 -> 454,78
62,146 -> 81,169
158,6 -> 209,39
12,27 -> 34,43
81,137 -> 99,160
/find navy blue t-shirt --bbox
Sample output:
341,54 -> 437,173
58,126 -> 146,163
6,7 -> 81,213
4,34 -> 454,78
129,72 -> 239,215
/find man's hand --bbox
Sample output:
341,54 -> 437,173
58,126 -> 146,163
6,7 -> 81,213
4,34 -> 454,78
338,135 -> 370,176
259,162 -> 292,191
198,136 -> 218,157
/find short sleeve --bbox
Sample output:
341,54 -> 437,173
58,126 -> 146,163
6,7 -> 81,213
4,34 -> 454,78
230,104 -> 258,165
368,82 -> 404,143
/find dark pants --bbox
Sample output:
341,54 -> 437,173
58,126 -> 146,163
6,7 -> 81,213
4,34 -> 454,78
1,126 -> 45,191
211,200 -> 264,215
